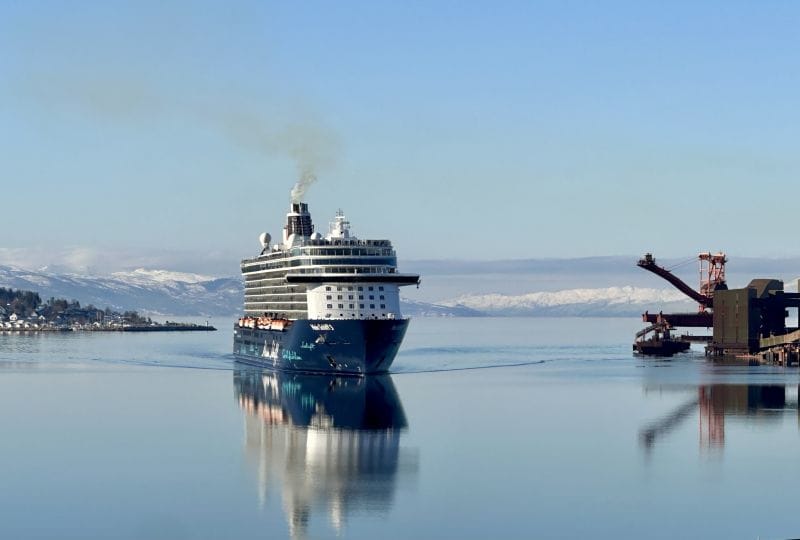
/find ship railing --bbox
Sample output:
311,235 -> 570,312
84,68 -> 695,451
296,267 -> 396,275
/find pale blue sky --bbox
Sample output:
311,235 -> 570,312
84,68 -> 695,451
2,1 -> 799,274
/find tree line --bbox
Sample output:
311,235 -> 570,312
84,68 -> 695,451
1,287 -> 150,324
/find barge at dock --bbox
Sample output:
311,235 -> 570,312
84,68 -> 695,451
633,319 -> 690,356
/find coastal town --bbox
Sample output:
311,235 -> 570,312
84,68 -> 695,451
0,287 -> 215,332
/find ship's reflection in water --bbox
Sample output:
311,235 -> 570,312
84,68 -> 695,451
234,365 -> 416,539
640,384 -> 797,452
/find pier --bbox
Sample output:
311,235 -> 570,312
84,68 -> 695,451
635,252 -> 800,361
0,323 -> 216,334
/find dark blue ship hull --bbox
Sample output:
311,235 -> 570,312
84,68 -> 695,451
233,318 -> 410,375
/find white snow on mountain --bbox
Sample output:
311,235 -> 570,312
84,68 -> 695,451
0,265 -> 243,316
111,268 -> 216,285
399,298 -> 484,317
440,286 -> 693,316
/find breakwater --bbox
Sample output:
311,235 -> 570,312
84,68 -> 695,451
0,324 -> 216,334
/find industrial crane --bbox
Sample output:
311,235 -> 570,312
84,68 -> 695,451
636,252 -> 727,311
634,252 -> 726,354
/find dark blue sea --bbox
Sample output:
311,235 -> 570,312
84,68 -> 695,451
2,317 -> 799,539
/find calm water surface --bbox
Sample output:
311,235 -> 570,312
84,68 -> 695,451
1,317 -> 799,539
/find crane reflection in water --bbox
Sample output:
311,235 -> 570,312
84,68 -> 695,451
640,384 -> 796,453
233,365 -> 417,540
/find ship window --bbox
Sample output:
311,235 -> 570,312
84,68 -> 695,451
368,286 -> 374,291
326,295 -> 332,300
380,304 -> 386,309
349,304 -> 354,309
379,286 -> 384,291
369,295 -> 374,300
326,304 -> 332,308
370,304 -> 375,309
358,286 -> 363,291
347,286 -> 353,291
325,286 -> 331,291
358,295 -> 363,300
337,286 -> 342,291
380,295 -> 385,300
359,304 -> 364,309
337,295 -> 343,300
338,304 -> 344,309
348,295 -> 353,300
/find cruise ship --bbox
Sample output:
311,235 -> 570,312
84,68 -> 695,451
233,201 -> 420,374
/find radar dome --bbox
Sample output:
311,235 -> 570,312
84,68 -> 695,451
259,232 -> 271,247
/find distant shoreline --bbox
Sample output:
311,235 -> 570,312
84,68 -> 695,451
0,323 -> 217,334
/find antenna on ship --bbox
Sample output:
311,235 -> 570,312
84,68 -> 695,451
327,209 -> 351,240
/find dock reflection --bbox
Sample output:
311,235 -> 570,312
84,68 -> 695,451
233,365 -> 414,540
640,384 -> 796,452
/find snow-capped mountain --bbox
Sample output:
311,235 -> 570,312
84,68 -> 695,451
439,286 -> 694,316
398,298 -> 484,317
0,265 -> 697,318
0,265 -> 243,316
110,268 -> 217,285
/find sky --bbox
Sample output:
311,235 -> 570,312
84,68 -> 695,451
2,1 -> 800,275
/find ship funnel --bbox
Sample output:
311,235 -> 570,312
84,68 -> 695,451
285,202 -> 314,239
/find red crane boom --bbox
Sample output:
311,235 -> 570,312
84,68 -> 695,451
637,253 -> 714,309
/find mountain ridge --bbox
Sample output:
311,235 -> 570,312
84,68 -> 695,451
0,265 -> 242,316
0,265 -> 702,318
